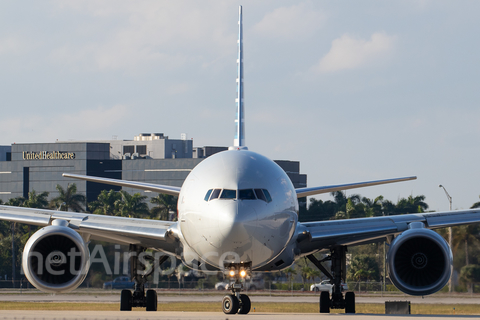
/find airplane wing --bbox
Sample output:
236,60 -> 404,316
0,205 -> 179,253
62,173 -> 181,196
295,176 -> 417,198
296,209 -> 480,254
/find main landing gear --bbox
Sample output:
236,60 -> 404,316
120,245 -> 168,312
307,246 -> 355,314
221,262 -> 252,315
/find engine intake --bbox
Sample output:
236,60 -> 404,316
23,222 -> 90,293
387,222 -> 452,296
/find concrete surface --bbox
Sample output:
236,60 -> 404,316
0,292 -> 479,305
0,311 -> 479,320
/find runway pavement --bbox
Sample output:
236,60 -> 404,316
1,291 -> 479,320
0,291 -> 479,305
0,311 -> 480,320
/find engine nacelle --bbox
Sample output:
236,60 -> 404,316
22,221 -> 90,293
387,222 -> 452,296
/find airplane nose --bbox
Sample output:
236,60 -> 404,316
217,201 -> 257,244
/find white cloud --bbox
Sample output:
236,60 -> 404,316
0,105 -> 130,143
315,32 -> 396,73
48,1 -> 234,72
253,3 -> 326,40
0,36 -> 29,55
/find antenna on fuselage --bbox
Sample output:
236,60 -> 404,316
234,5 -> 245,147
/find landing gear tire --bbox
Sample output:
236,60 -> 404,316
319,291 -> 330,313
146,289 -> 158,312
222,294 -> 239,314
238,294 -> 251,314
120,289 -> 132,311
345,291 -> 355,314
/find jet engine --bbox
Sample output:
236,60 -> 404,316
387,222 -> 452,296
22,221 -> 90,293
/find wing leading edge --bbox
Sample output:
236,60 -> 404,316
296,208 -> 480,255
62,173 -> 181,196
0,205 -> 179,252
295,176 -> 417,198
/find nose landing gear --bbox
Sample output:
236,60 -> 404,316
221,262 -> 252,315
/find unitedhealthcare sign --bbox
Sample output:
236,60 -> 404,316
22,151 -> 76,160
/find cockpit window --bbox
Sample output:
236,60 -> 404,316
254,189 -> 266,202
205,188 -> 272,202
210,188 -> 221,200
239,189 -> 256,200
263,189 -> 272,203
204,189 -> 213,201
220,189 -> 237,199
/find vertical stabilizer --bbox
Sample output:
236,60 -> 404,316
234,6 -> 245,147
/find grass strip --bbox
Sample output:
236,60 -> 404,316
0,301 -> 478,315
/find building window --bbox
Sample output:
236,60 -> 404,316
136,145 -> 147,155
123,146 -> 134,155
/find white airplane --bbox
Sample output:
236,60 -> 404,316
1,6 -> 480,315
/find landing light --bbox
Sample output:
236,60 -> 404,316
240,269 -> 247,278
229,269 -> 236,277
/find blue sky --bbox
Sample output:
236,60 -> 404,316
1,1 -> 479,211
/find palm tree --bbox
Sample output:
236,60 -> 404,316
151,194 -> 177,221
460,264 -> 480,293
5,197 -> 25,207
361,196 -> 384,217
89,189 -> 122,215
117,191 -> 149,218
471,196 -> 480,209
23,190 -> 49,209
331,192 -> 362,219
452,224 -> 480,267
306,268 -> 321,285
347,254 -> 380,282
50,184 -> 86,212
395,195 -> 428,214
284,267 -> 297,286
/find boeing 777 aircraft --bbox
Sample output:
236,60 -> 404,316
1,6 -> 480,315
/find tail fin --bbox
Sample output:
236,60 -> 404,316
234,5 -> 245,147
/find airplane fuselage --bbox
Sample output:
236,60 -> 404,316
178,148 -> 298,270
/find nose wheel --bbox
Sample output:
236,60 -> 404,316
222,293 -> 251,314
221,262 -> 252,315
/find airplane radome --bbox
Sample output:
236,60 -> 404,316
1,5 -> 480,315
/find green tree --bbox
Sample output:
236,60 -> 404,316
361,196 -> 385,217
452,224 -> 480,267
23,190 -> 49,209
284,267 -> 297,285
459,264 -> 480,293
333,193 -> 363,219
50,183 -> 86,212
5,197 -> 25,207
306,268 -> 320,285
471,196 -> 480,209
301,198 -> 337,222
347,254 -> 380,282
89,189 -> 122,215
150,194 -> 177,221
117,191 -> 149,218
395,195 -> 428,214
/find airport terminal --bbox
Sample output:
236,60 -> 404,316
0,133 -> 307,207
